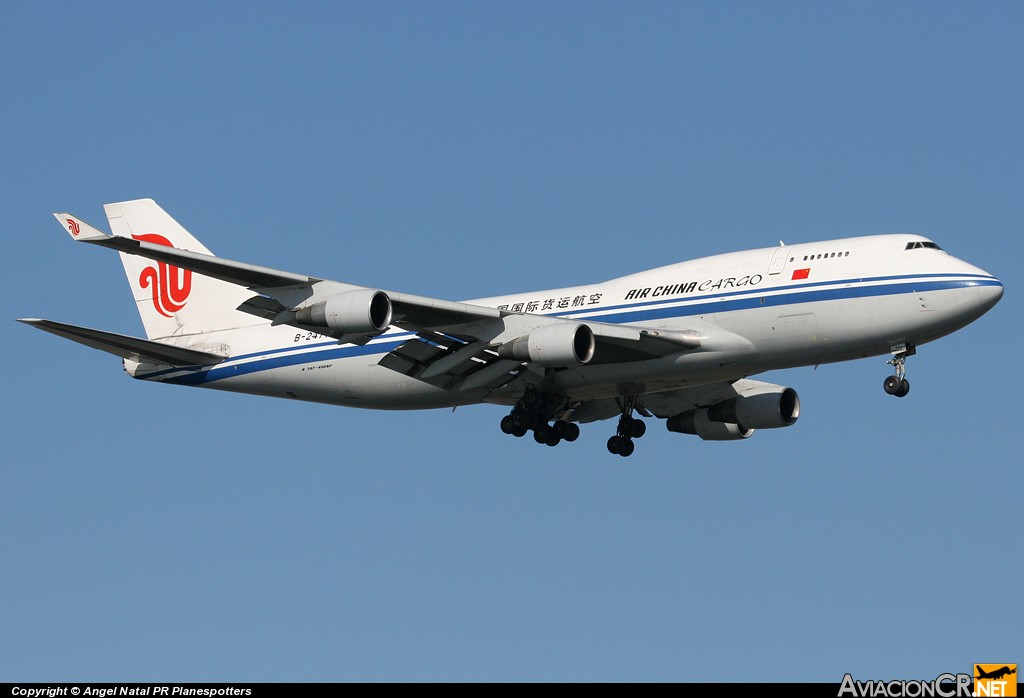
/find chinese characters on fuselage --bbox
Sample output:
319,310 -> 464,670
497,293 -> 603,313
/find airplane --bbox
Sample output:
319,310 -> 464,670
19,199 -> 1003,457
976,666 -> 1017,681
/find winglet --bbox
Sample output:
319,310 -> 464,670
53,212 -> 110,241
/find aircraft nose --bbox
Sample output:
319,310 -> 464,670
976,277 -> 1004,311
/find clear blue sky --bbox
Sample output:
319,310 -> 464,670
2,1 -> 1020,681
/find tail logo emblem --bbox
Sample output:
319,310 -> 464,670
67,219 -> 80,237
131,233 -> 193,317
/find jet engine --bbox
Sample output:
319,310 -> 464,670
666,386 -> 800,441
666,409 -> 753,441
497,322 -> 596,367
294,289 -> 393,335
706,387 -> 800,430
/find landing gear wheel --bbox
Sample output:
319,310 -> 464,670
500,415 -> 515,434
617,415 -> 645,438
607,435 -> 625,455
555,420 -> 580,442
608,435 -> 634,456
511,425 -> 528,438
609,395 -> 644,457
883,375 -> 902,395
523,390 -> 541,409
534,425 -> 553,444
895,378 -> 910,397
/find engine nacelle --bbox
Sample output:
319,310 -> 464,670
497,323 -> 596,367
706,387 -> 800,430
294,289 -> 393,335
666,409 -> 753,441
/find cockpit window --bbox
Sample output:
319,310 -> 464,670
905,241 -> 943,251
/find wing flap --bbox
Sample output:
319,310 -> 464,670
378,332 -> 524,392
236,294 -> 287,320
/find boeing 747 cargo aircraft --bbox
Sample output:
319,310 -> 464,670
20,199 -> 1003,456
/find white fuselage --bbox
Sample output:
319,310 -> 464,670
130,234 -> 1003,409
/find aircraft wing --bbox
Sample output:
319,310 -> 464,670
57,213 -> 503,330
568,379 -> 792,424
55,213 -> 743,383
16,318 -> 227,366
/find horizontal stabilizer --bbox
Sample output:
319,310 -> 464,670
17,318 -> 227,366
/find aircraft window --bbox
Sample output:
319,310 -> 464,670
790,257 -> 794,262
798,251 -> 850,262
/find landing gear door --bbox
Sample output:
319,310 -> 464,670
767,246 -> 789,275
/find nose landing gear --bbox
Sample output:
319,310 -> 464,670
883,343 -> 915,398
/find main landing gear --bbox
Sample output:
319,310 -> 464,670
606,396 -> 647,458
499,388 -> 580,447
883,343 -> 915,398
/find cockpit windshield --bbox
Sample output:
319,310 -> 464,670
905,241 -> 943,251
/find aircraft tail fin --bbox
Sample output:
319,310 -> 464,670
60,199 -> 261,340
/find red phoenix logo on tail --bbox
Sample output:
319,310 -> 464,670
67,218 -> 80,236
131,233 -> 192,317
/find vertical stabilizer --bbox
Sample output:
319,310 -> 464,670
104,199 -> 260,340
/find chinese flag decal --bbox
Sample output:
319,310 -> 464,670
792,268 -> 810,280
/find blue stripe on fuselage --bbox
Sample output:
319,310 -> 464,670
573,272 -> 998,316
596,278 -> 997,324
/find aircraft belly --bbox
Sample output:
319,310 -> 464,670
187,352 -> 477,410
